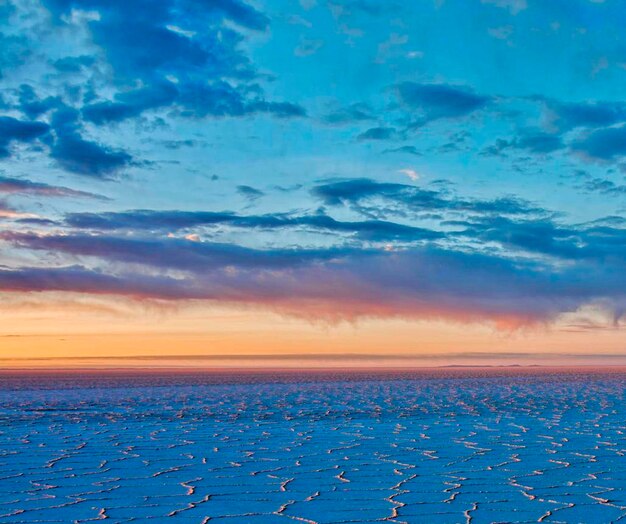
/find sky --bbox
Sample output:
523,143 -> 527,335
0,0 -> 625,366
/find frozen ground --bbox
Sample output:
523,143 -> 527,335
1,368 -> 626,523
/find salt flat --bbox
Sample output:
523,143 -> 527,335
1,368 -> 626,523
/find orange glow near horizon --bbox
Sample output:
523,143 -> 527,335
1,292 -> 625,368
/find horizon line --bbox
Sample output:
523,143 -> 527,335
3,351 -> 626,362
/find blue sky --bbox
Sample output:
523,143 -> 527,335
0,0 -> 625,339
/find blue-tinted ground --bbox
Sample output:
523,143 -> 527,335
1,369 -> 626,523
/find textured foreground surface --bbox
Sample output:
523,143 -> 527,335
1,369 -> 626,523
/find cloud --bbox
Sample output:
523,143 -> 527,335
296,215 -> 442,241
1,0 -> 304,176
51,130 -> 133,178
0,175 -> 106,199
82,82 -> 178,125
0,264 -> 199,299
39,0 -> 298,124
52,55 -> 95,73
545,99 -> 626,131
0,200 -> 39,220
237,185 -> 265,202
49,106 -> 133,178
571,125 -> 626,161
398,168 -> 420,181
1,231 -> 624,327
64,209 -> 444,242
513,130 -> 564,154
311,178 -> 543,217
42,0 -> 270,81
383,145 -> 421,156
246,100 -> 306,119
323,103 -> 374,125
65,210 -> 237,230
357,126 -> 397,140
482,130 -> 564,156
3,91 -> 135,180
81,80 -> 305,123
17,85 -> 61,119
0,116 -> 49,158
396,83 -> 491,124
456,215 -> 626,263
582,178 -> 626,196
481,138 -> 511,157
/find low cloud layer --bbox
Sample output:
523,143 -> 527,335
2,232 -> 623,327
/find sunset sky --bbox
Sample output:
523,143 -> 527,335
0,0 -> 625,366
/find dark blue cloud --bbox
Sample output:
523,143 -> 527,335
583,178 -> 626,196
324,103 -> 374,125
482,130 -> 564,156
357,127 -> 397,140
571,125 -> 626,161
312,178 -> 543,217
0,0 -> 304,176
383,145 -> 421,156
60,184 -> 619,271
298,214 -> 442,241
456,215 -> 626,263
82,80 -> 305,123
0,116 -> 49,158
49,107 -> 132,178
237,185 -> 265,201
41,0 -> 303,122
64,209 -> 443,242
51,135 -> 132,178
52,55 -> 96,73
481,138 -> 511,157
397,83 -> 491,124
65,210 -> 237,230
246,100 -> 306,119
0,27 -> 29,80
17,85 -> 61,119
545,99 -> 626,131
1,98 -> 132,177
82,82 -> 178,124
513,130 -> 563,154
51,134 -> 132,178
